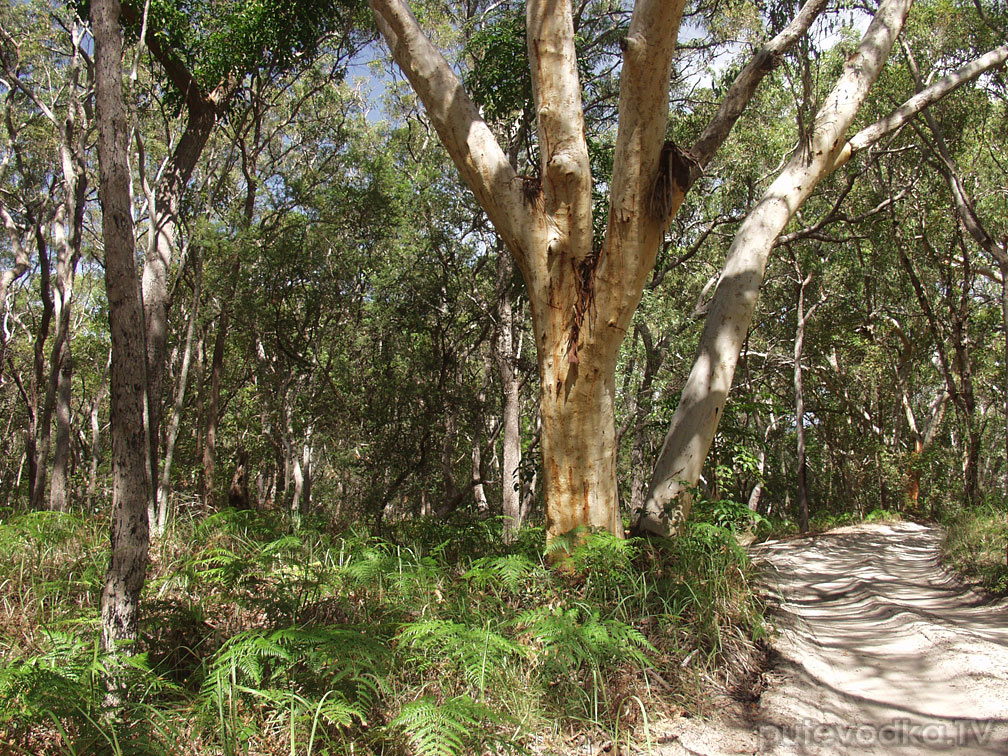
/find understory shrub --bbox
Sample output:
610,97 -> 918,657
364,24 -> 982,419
0,506 -> 765,755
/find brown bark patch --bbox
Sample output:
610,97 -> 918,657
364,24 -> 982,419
567,253 -> 599,365
519,174 -> 543,205
649,140 -> 698,222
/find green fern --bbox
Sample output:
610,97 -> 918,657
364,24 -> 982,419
199,625 -> 388,711
516,605 -> 654,674
397,618 -> 525,693
463,554 -> 538,593
392,694 -> 509,756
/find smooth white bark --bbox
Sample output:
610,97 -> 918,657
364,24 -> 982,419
639,0 -> 916,534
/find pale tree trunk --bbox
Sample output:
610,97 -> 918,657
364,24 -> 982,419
155,263 -> 201,534
371,0 -> 689,542
301,426 -> 313,512
48,344 -> 73,511
495,251 -> 523,536
793,270 -> 812,533
472,353 -> 492,515
0,202 -> 31,363
639,0 -> 917,534
747,413 -> 778,514
93,0 -> 151,661
86,350 -> 112,511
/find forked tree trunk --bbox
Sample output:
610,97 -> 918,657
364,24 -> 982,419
372,0 -> 1001,544
93,0 -> 150,659
372,0 -> 689,543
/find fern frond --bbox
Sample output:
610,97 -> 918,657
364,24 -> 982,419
397,618 -> 524,691
392,695 -> 504,756
463,554 -> 538,592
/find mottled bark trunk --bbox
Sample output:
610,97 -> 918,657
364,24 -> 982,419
626,324 -> 664,523
536,289 -> 623,538
93,0 -> 150,659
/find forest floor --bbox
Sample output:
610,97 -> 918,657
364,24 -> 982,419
650,521 -> 1008,755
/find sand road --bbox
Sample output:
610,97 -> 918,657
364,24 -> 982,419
656,521 -> 1008,755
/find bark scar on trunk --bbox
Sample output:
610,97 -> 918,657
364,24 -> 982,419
519,174 -> 543,206
649,140 -> 698,223
568,251 -> 599,365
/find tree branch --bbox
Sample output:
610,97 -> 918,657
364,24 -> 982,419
832,41 -> 1008,172
527,0 -> 592,262
690,0 -> 829,173
600,0 -> 687,294
369,0 -> 529,267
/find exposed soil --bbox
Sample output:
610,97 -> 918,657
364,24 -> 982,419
652,521 -> 1008,755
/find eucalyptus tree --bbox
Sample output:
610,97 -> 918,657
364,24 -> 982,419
369,0 -> 1008,543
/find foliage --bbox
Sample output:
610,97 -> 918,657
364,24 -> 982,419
942,502 -> 1008,595
0,508 -> 765,754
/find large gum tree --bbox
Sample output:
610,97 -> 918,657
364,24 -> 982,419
370,0 -> 1008,542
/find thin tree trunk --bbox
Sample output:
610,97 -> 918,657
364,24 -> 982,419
794,272 -> 812,533
626,323 -> 665,520
86,350 -> 112,511
48,343 -> 73,511
201,307 -> 227,510
93,0 -> 151,661
1001,254 -> 1008,491
495,251 -> 522,536
156,263 -> 201,534
302,426 -> 313,513
28,223 -> 54,508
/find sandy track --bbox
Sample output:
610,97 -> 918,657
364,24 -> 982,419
655,521 -> 1008,755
